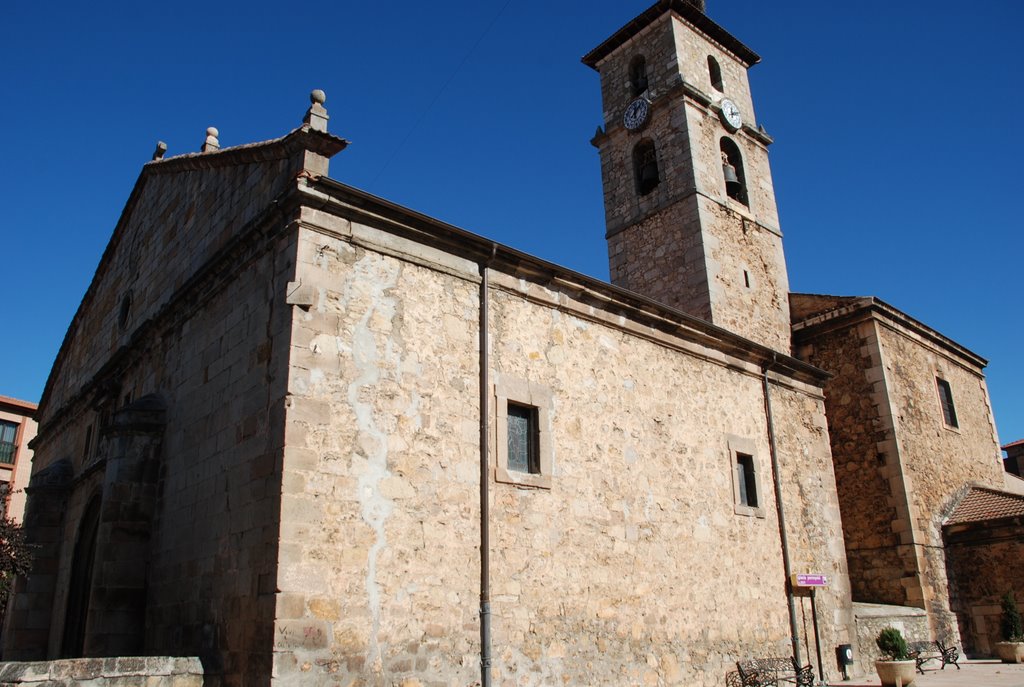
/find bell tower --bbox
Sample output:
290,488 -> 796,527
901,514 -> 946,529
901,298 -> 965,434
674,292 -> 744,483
584,0 -> 791,352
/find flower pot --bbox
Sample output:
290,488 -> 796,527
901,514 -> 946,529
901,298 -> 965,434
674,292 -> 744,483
874,659 -> 916,686
995,641 -> 1024,663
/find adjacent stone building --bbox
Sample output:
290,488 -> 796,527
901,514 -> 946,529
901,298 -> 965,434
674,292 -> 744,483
790,294 -> 1017,668
1004,439 -> 1024,478
943,487 -> 1024,656
0,1 -> 1014,686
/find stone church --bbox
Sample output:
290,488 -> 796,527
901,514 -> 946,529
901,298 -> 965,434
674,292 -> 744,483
3,1 -> 1017,685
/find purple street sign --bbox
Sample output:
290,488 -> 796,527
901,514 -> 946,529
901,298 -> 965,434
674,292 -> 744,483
792,573 -> 829,588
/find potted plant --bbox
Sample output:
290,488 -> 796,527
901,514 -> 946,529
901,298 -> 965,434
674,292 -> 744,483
995,592 -> 1024,663
875,626 -> 916,686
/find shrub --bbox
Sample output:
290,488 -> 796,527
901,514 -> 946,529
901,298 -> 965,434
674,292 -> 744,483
876,626 -> 910,661
0,514 -> 32,612
1001,592 -> 1024,642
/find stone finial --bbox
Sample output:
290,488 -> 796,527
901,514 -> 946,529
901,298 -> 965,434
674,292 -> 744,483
304,89 -> 329,132
152,141 -> 168,161
201,127 -> 220,153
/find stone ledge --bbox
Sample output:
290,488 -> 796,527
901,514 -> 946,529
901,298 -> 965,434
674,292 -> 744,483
853,601 -> 927,619
0,656 -> 202,685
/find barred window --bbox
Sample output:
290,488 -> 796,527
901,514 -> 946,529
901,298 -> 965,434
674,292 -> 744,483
0,420 -> 18,465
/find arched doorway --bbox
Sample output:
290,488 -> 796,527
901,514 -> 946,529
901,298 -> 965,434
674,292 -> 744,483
61,496 -> 101,657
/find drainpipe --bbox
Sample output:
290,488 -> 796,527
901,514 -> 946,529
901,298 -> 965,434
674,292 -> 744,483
478,246 -> 496,687
762,353 -> 802,666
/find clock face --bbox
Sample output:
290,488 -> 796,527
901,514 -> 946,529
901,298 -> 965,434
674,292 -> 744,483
720,98 -> 742,130
623,98 -> 650,131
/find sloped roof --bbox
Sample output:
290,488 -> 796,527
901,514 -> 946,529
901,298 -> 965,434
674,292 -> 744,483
1003,439 -> 1024,451
789,292 -> 988,369
944,486 -> 1024,526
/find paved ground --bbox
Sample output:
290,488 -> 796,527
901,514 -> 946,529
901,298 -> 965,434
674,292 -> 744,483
829,659 -> 1024,686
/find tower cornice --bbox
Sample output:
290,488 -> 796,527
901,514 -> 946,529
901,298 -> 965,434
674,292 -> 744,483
582,0 -> 759,69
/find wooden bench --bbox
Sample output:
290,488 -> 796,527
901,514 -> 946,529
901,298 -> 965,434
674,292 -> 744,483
907,640 -> 960,674
726,657 -> 814,686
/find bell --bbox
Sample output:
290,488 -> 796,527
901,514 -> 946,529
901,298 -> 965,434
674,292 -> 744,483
723,161 -> 742,196
640,162 -> 659,192
723,161 -> 739,185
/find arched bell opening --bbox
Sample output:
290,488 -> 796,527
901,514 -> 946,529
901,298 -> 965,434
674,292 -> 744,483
633,139 -> 660,196
708,55 -> 724,92
629,55 -> 649,96
720,137 -> 748,206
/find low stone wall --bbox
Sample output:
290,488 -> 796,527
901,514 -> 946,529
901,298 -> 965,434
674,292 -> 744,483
0,656 -> 203,686
853,602 -> 930,678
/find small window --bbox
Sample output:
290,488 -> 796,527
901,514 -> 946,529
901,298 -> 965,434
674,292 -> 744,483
507,403 -> 540,474
495,376 -> 553,489
629,55 -> 649,96
936,378 -> 959,428
82,424 -> 93,463
633,139 -> 660,196
720,137 -> 748,205
708,55 -> 724,91
736,453 -> 758,508
118,291 -> 132,330
0,420 -> 18,465
728,435 -> 764,518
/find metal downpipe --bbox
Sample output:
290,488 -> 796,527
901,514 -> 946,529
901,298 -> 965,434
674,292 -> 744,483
478,252 -> 495,687
763,353 -> 802,666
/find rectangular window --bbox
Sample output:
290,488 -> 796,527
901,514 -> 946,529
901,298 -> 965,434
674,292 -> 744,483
936,378 -> 959,428
494,376 -> 553,489
507,403 -> 540,475
728,435 -> 764,518
82,424 -> 93,463
736,453 -> 758,508
0,420 -> 18,465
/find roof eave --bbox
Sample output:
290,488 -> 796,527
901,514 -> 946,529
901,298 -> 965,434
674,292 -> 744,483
311,175 -> 825,386
582,0 -> 760,70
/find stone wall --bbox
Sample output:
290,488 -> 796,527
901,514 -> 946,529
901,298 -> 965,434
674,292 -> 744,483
768,375 -> 856,673
851,603 -> 930,678
5,142 -> 312,686
669,16 -> 757,131
606,195 -> 712,323
945,521 -> 1024,655
793,300 -> 1007,651
41,153 -> 299,423
0,656 -> 202,686
876,322 -> 1005,642
794,321 -> 908,606
269,209 -> 854,686
695,194 -> 789,353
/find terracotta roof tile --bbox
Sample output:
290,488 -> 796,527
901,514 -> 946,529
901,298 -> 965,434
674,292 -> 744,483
945,487 -> 1024,526
1002,438 -> 1024,450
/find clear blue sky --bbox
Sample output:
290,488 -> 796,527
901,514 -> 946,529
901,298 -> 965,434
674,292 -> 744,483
2,1 -> 1022,444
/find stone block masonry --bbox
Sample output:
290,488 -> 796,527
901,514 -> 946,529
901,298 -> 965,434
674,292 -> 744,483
0,656 -> 203,686
269,208 -> 854,686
